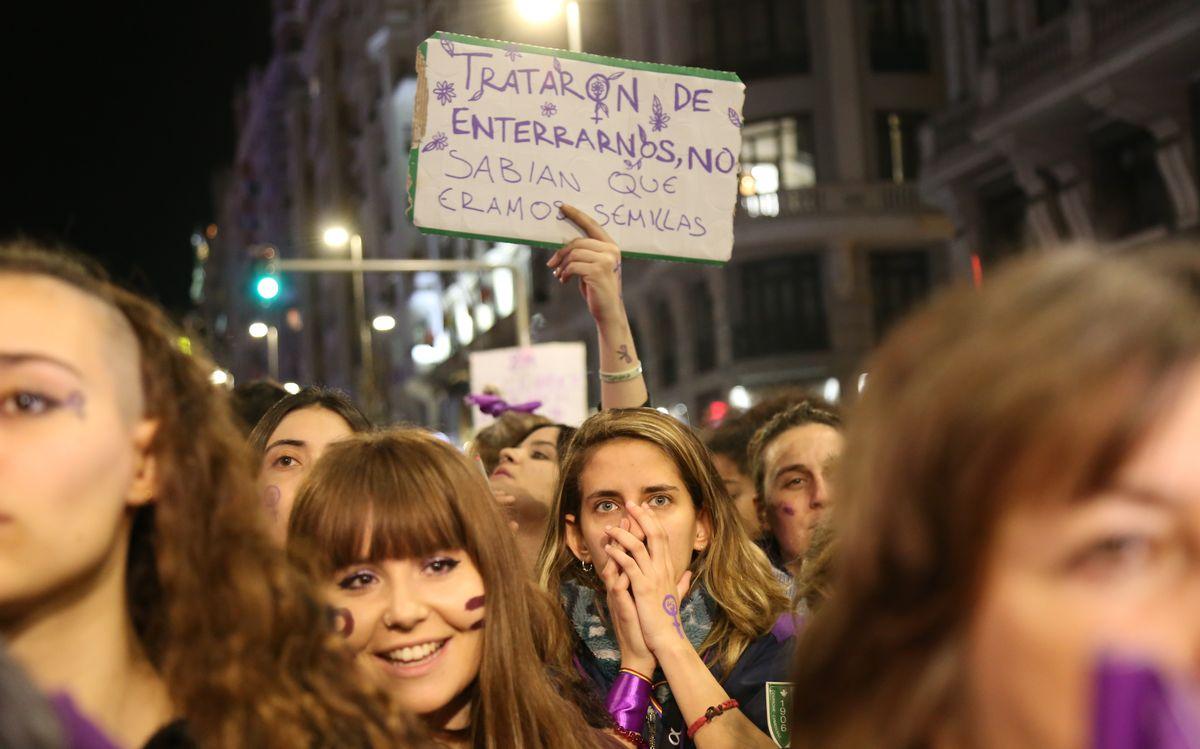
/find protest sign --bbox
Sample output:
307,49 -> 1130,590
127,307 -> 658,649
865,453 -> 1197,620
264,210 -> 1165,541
409,32 -> 745,264
467,341 -> 588,430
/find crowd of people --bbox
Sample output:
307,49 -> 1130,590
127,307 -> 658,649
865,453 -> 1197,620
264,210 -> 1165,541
2,205 -> 1199,749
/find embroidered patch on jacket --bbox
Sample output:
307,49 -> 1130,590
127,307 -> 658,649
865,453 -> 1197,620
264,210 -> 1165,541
765,681 -> 792,747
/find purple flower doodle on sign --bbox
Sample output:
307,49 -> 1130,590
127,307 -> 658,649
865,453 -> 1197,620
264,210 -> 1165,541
553,57 -> 563,74
586,71 -> 624,123
434,80 -> 456,105
650,95 -> 670,132
504,43 -> 522,61
540,101 -> 558,117
439,38 -> 456,58
422,132 -> 448,152
728,107 -> 743,128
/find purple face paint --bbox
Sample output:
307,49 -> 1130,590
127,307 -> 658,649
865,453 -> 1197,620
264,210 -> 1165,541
469,619 -> 485,631
328,607 -> 354,637
780,505 -> 797,517
263,485 -> 281,521
662,595 -> 684,638
64,391 -> 86,419
465,595 -> 486,611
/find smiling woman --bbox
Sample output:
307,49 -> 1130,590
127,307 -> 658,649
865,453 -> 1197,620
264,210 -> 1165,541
287,428 -> 624,749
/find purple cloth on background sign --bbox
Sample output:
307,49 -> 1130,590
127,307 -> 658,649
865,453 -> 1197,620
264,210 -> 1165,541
605,671 -> 653,733
1092,656 -> 1200,749
50,694 -> 119,749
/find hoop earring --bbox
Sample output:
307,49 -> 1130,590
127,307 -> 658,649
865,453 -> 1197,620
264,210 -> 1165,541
579,560 -> 594,573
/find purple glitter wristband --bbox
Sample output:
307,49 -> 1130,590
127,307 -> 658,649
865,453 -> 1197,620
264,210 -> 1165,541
606,671 -> 652,733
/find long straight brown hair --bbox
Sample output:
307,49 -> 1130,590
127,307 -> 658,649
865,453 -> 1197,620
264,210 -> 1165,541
537,408 -> 790,677
790,248 -> 1200,748
0,242 -> 427,747
287,429 -> 619,749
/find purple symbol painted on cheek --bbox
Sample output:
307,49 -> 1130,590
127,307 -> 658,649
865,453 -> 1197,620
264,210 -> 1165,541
64,391 -> 86,418
263,485 -> 281,521
328,607 -> 354,637
465,595 -> 485,611
780,505 -> 797,517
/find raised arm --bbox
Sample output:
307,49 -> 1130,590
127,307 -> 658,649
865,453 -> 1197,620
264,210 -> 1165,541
547,204 -> 649,410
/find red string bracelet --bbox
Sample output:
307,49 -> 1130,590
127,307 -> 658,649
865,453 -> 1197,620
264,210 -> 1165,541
686,699 -> 739,739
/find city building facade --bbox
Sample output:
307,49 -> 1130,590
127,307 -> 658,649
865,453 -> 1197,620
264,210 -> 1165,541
205,0 -> 955,433
920,0 -> 1200,278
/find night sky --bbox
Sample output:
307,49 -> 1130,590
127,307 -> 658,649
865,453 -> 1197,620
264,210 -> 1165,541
1,2 -> 271,314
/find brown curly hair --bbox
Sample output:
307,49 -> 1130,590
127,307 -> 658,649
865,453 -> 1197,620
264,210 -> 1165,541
0,242 -> 429,748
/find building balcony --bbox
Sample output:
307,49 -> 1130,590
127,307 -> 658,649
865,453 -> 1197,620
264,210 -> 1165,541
979,0 -> 1197,109
737,182 -> 930,220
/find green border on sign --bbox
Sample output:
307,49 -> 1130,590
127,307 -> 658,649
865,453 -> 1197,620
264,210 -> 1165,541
407,31 -> 738,266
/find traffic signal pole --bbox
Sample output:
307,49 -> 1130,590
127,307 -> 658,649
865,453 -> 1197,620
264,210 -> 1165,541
273,257 -> 531,347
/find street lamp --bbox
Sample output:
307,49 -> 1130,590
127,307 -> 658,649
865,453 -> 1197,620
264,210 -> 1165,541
372,314 -> 396,332
321,224 -> 376,412
515,0 -> 581,53
248,322 -> 279,381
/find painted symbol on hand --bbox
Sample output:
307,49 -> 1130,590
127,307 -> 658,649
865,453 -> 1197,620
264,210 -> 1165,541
617,344 -> 632,364
662,595 -> 684,638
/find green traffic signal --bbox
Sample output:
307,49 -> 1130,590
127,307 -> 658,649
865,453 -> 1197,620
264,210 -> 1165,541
255,275 -> 280,301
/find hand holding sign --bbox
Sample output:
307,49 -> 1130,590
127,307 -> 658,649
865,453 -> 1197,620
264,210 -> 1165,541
547,204 -> 624,327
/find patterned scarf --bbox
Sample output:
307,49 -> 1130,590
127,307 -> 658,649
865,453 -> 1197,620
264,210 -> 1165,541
562,578 -> 716,709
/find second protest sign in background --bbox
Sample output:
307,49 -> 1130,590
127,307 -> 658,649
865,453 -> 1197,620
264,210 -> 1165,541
409,32 -> 745,264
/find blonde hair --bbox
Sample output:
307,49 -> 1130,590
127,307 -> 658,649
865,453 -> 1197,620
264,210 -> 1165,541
536,408 -> 790,676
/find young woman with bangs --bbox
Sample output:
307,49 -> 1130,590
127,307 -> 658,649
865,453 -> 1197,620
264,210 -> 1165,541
286,428 -> 628,749
0,243 -> 425,748
538,408 -> 794,749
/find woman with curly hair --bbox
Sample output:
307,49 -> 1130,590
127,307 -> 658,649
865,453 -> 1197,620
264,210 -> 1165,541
0,242 -> 426,748
287,428 -> 626,749
538,408 -> 794,748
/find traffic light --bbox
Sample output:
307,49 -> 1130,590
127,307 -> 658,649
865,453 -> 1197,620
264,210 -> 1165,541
250,245 -> 281,305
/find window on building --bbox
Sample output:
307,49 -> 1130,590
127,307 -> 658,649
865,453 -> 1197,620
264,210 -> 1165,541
738,116 -> 817,217
1036,0 -> 1071,25
867,0 -> 930,72
734,255 -> 829,359
653,299 -> 678,387
875,111 -> 927,182
690,0 -> 810,78
870,250 -> 931,340
1090,122 -> 1172,239
979,175 -> 1028,270
688,280 -> 717,372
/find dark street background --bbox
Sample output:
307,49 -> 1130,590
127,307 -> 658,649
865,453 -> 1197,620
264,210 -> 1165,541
0,2 -> 270,313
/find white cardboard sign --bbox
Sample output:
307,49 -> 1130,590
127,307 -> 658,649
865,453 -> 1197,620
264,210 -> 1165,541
409,32 -> 745,264
467,342 -> 588,430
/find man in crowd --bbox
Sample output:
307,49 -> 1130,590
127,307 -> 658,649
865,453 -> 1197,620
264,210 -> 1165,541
748,400 -> 843,575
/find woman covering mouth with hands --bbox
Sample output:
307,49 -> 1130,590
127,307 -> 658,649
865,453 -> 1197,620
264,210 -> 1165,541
486,203 -> 648,575
538,409 -> 794,749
